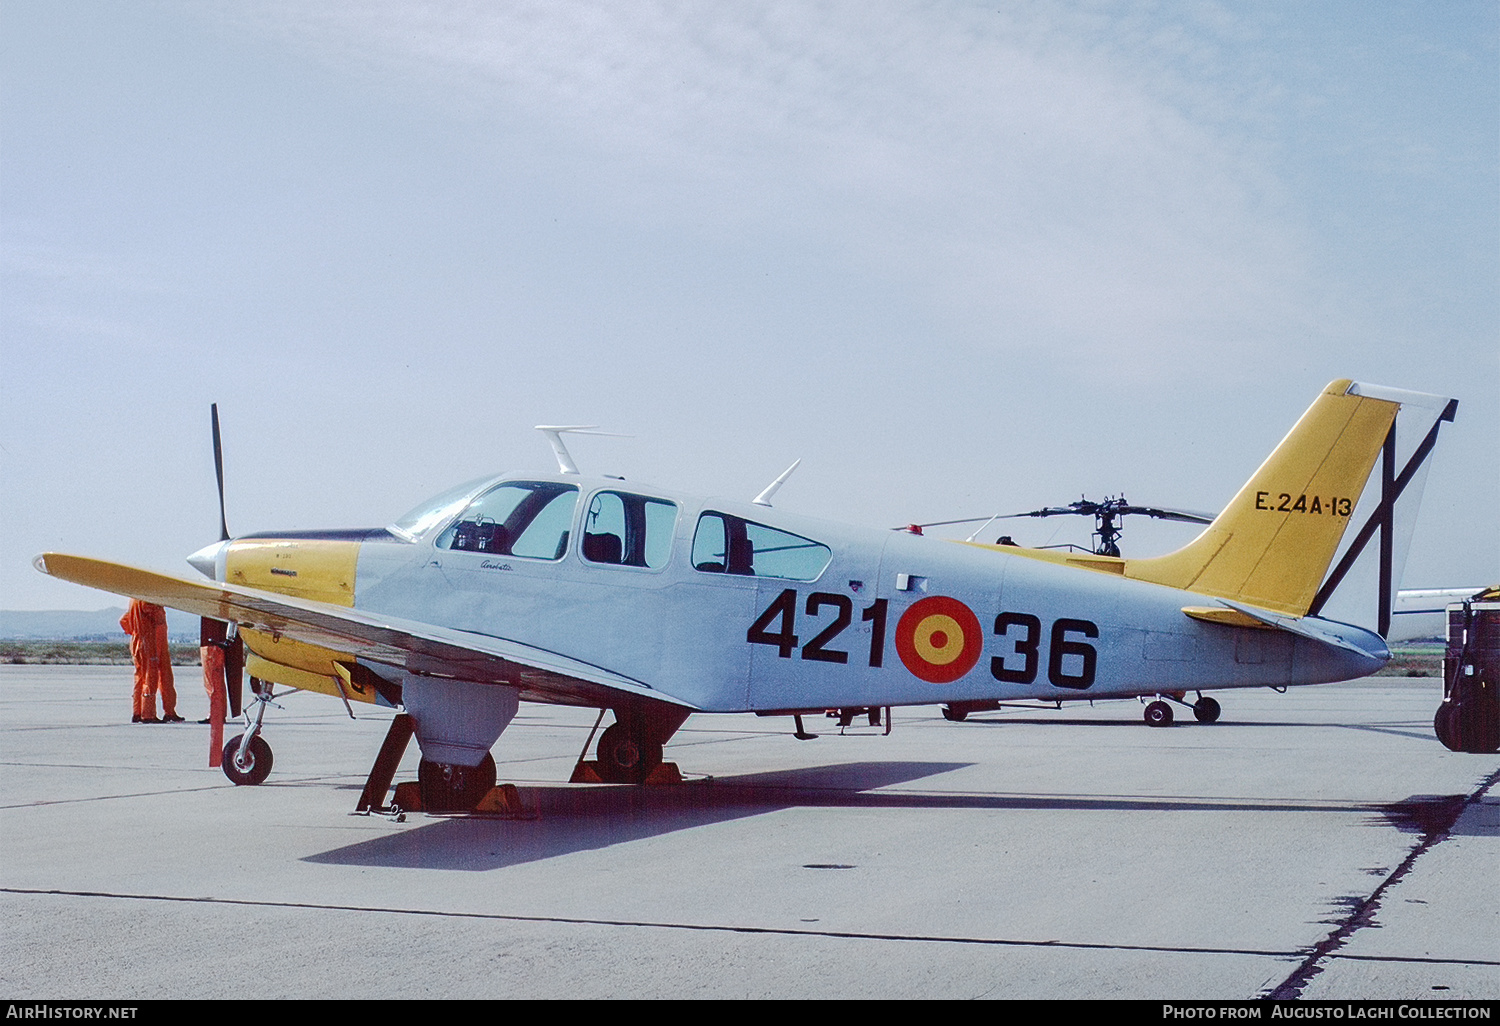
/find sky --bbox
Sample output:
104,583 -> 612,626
3,0 -> 1496,611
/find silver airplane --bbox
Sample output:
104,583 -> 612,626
34,379 -> 1457,812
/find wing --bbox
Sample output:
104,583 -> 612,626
33,553 -> 693,711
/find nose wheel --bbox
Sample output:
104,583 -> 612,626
222,733 -> 273,785
222,677 -> 279,785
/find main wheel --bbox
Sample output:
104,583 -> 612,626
1193,696 -> 1222,723
941,705 -> 969,722
1144,700 -> 1174,727
222,734 -> 273,786
418,753 -> 497,811
596,722 -> 662,784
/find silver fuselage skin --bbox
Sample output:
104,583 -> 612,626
347,471 -> 1384,713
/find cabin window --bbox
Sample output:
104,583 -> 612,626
581,491 -> 678,569
691,512 -> 831,582
437,481 -> 579,560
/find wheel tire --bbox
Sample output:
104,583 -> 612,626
941,706 -> 969,722
418,753 -> 497,812
1434,703 -> 1460,752
222,734 -> 273,786
1193,696 -> 1222,724
1144,700 -> 1174,728
596,722 -> 662,784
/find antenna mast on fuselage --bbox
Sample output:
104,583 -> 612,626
534,425 -> 628,475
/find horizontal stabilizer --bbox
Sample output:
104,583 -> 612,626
1183,599 -> 1390,664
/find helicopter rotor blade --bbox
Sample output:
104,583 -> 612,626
1114,504 -> 1216,524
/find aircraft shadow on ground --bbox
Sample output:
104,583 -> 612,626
301,759 -> 1483,871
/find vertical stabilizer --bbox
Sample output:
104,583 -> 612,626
1127,380 -> 1456,630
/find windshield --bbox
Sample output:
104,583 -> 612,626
437,481 -> 579,561
388,476 -> 497,541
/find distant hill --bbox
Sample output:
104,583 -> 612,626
0,608 -> 199,641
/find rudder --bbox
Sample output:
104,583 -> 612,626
1127,380 -> 1457,630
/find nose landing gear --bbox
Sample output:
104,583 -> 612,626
222,677 -> 279,785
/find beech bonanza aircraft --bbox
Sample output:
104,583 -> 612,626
35,379 -> 1456,812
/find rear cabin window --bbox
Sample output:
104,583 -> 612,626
581,491 -> 678,569
691,512 -> 831,582
437,481 -> 579,561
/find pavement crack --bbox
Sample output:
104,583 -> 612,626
1262,767 -> 1500,1000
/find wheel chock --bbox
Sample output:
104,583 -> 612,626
392,780 -> 423,811
475,783 -> 525,814
644,762 -> 682,784
569,761 -> 605,783
569,761 -> 683,784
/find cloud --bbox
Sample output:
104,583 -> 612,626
200,1 -> 1310,375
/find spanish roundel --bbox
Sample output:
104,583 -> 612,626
894,596 -> 983,684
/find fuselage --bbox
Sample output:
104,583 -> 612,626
206,470 -> 1386,712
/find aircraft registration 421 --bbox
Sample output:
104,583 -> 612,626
746,588 -> 1100,690
35,379 -> 1459,812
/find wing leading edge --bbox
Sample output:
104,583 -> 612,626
33,552 -> 693,712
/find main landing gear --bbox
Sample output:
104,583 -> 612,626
1142,692 -> 1222,727
351,713 -> 508,815
594,721 -> 664,784
418,753 -> 497,812
572,705 -> 691,784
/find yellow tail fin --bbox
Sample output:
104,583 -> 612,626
1126,380 -> 1453,619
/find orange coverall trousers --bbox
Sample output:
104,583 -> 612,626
201,645 -> 227,766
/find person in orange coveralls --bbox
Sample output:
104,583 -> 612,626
119,599 -> 181,723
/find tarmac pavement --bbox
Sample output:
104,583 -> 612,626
1,665 -> 1495,1000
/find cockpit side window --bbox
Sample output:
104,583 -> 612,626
437,481 -> 579,560
691,512 -> 831,581
582,491 -> 678,569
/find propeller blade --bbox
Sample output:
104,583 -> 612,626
211,403 -> 229,541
